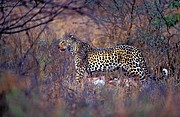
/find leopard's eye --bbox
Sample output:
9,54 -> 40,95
61,41 -> 64,44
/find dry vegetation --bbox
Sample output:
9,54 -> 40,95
0,0 -> 180,117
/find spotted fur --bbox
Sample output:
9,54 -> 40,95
58,34 -> 150,83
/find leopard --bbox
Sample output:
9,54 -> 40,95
58,33 -> 166,85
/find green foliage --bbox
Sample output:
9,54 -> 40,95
154,13 -> 180,28
165,13 -> 180,27
38,40 -> 53,76
5,87 -> 52,117
6,88 -> 27,117
169,0 -> 180,8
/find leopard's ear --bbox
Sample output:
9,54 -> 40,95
70,33 -> 74,37
68,33 -> 74,39
68,33 -> 77,42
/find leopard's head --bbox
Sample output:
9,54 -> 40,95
58,33 -> 76,51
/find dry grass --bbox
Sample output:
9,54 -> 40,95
0,1 -> 180,117
1,71 -> 180,117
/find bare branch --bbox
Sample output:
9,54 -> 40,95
0,0 -> 98,38
1,0 -> 21,25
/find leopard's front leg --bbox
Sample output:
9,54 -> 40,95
75,66 -> 86,83
74,64 -> 87,90
74,57 -> 87,83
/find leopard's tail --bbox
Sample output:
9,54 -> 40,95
151,68 -> 168,82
